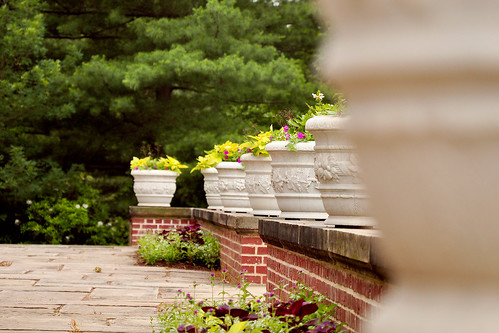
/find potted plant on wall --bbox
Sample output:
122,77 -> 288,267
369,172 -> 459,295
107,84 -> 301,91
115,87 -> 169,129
130,155 -> 187,207
213,140 -> 253,214
305,92 -> 374,227
266,101 -> 328,221
240,130 -> 281,217
191,150 -> 223,210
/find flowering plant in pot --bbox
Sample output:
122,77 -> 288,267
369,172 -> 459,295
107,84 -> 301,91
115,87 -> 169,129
240,130 -> 280,216
305,93 -> 373,227
191,151 -> 223,210
130,155 -> 188,207
213,141 -> 252,213
213,140 -> 251,163
265,92 -> 342,220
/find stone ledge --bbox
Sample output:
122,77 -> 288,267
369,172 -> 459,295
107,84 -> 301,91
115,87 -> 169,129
129,206 -> 193,219
259,218 -> 388,276
193,209 -> 260,235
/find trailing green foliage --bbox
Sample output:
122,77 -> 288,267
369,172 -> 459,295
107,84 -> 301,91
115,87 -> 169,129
138,225 -> 220,269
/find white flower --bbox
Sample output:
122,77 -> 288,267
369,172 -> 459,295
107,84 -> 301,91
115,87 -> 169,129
312,92 -> 325,101
14,219 -> 20,225
82,204 -> 89,209
65,236 -> 70,241
97,221 -> 104,227
26,200 -> 32,205
75,204 -> 81,209
107,222 -> 112,227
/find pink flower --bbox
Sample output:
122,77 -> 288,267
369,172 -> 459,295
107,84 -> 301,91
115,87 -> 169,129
283,125 -> 289,132
297,132 -> 306,139
237,158 -> 241,163
224,150 -> 229,155
225,156 -> 228,159
285,133 -> 290,140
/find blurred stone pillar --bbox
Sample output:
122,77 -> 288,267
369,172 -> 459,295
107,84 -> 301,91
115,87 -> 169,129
316,1 -> 499,332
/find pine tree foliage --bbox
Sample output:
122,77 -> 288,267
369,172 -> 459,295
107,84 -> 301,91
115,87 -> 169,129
0,0 -> 327,242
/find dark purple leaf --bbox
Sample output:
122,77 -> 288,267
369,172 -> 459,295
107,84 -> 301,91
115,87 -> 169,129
230,308 -> 249,319
298,302 -> 318,318
240,313 -> 259,321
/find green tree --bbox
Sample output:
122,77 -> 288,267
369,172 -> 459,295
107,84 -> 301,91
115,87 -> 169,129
0,0 -> 329,243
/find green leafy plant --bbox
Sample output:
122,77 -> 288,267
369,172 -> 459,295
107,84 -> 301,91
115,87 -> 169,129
191,150 -> 223,173
138,225 -> 220,269
213,141 -> 251,163
272,91 -> 345,151
246,130 -> 273,157
130,156 -> 188,174
153,271 -> 345,333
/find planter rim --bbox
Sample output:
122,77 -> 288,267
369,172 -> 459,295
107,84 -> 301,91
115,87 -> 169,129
305,115 -> 348,131
131,169 -> 179,176
200,167 -> 218,175
240,153 -> 272,162
215,161 -> 244,169
266,140 -> 315,152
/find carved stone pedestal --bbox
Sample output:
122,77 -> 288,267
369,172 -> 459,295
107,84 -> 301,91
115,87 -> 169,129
317,0 -> 499,332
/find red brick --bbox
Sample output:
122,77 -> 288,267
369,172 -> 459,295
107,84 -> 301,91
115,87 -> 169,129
241,237 -> 263,245
241,265 -> 255,274
242,246 -> 256,254
242,256 -> 262,264
255,266 -> 267,275
257,247 -> 268,255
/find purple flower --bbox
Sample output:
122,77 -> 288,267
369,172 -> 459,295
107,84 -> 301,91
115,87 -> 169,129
237,158 -> 241,163
297,132 -> 306,139
237,284 -> 242,288
224,150 -> 229,155
211,273 -> 215,277
222,269 -> 227,273
269,136 -> 273,141
283,125 -> 289,132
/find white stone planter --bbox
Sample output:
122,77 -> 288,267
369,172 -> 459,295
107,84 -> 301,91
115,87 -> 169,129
266,141 -> 327,220
200,168 -> 223,210
216,161 -> 252,214
131,169 -> 178,207
240,153 -> 280,217
306,115 -> 374,227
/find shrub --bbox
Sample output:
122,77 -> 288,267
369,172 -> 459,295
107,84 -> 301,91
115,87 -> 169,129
0,146 -> 129,244
153,271 -> 345,333
138,225 -> 220,269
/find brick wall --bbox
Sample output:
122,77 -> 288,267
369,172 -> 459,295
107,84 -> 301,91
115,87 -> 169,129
130,217 -> 197,245
259,219 -> 388,333
201,222 -> 267,285
193,209 -> 267,285
266,244 -> 386,333
130,207 -> 267,285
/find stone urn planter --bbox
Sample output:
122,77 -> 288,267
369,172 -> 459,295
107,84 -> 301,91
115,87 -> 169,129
306,115 -> 374,227
131,170 -> 178,207
266,141 -> 327,220
240,153 -> 280,217
216,161 -> 252,214
200,167 -> 223,210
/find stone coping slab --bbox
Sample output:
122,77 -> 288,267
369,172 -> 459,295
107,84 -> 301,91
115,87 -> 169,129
193,208 -> 260,234
258,218 -> 388,275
